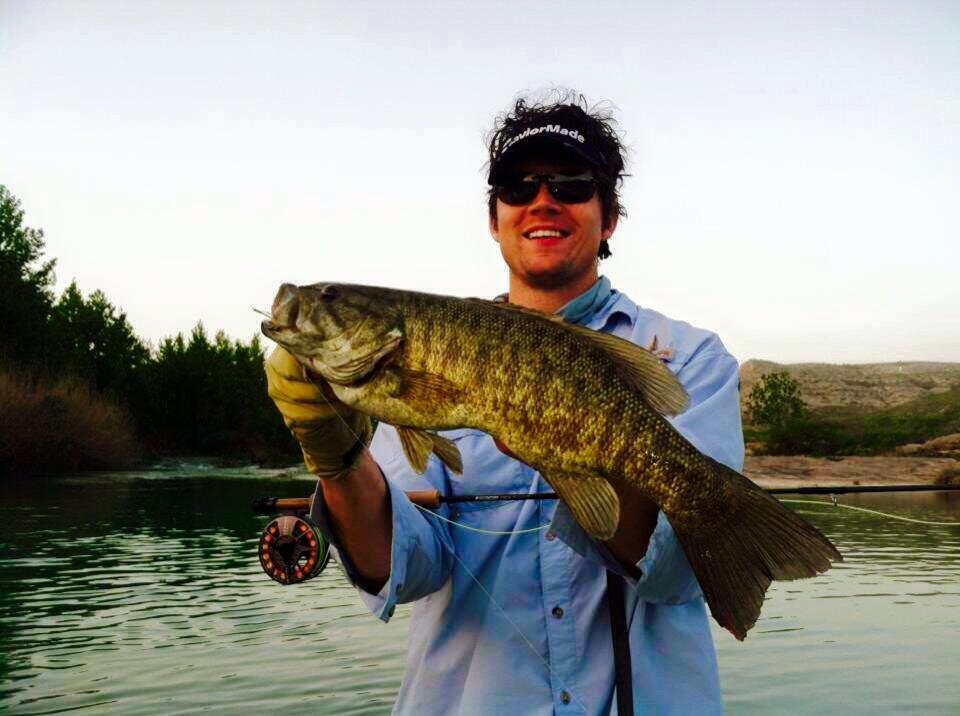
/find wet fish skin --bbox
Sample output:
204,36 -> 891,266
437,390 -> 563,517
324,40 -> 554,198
262,282 -> 841,640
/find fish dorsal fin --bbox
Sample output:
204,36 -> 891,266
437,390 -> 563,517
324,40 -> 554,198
465,297 -> 566,324
395,425 -> 464,475
468,298 -> 688,416
563,325 -> 689,416
545,472 -> 620,540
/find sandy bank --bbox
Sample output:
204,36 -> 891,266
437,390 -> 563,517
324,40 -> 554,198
745,455 -> 959,490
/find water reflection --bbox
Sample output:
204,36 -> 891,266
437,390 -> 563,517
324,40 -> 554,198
1,473 -> 958,714
0,471 -> 410,714
716,490 -> 960,715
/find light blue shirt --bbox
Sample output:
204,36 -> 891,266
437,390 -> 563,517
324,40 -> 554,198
312,287 -> 744,715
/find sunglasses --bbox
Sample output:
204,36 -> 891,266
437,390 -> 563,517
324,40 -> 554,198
495,172 -> 598,206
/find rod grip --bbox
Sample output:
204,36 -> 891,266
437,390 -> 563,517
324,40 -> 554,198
275,497 -> 313,512
405,489 -> 441,508
252,496 -> 313,514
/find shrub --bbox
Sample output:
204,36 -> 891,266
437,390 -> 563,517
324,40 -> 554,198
746,372 -> 806,429
764,413 -> 853,456
0,365 -> 140,474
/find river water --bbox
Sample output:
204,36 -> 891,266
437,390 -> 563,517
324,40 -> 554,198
1,467 -> 958,714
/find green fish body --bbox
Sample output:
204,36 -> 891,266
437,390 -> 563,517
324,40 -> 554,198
262,282 -> 841,639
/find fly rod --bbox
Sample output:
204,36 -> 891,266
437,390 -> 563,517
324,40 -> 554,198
253,483 -> 960,515
253,483 -> 960,585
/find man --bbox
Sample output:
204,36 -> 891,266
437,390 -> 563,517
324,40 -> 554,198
266,94 -> 744,714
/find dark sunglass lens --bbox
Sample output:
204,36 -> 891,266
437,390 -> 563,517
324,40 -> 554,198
496,181 -> 539,205
549,180 -> 596,203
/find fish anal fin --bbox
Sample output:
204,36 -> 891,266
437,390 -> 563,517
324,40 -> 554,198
395,425 -> 464,475
545,473 -> 620,540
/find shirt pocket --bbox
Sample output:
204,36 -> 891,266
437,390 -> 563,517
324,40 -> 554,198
440,428 -> 532,513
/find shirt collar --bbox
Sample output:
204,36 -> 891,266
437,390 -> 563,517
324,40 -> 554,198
494,275 -> 634,330
583,283 -> 636,332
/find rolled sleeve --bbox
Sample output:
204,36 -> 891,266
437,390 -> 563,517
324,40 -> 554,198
309,438 -> 455,622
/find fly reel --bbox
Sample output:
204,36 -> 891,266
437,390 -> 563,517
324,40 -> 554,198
253,497 -> 330,585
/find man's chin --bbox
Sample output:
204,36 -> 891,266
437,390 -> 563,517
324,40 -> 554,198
521,263 -> 578,291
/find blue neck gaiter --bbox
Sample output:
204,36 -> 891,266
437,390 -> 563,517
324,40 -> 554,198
556,275 -> 612,326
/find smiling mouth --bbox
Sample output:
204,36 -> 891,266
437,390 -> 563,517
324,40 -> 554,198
523,229 -> 570,239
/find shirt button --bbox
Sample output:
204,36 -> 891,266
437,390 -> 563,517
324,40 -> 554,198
552,606 -> 564,619
545,531 -> 556,541
560,690 -> 571,705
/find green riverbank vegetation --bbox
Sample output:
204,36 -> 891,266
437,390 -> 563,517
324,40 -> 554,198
745,372 -> 960,456
1,184 -> 299,475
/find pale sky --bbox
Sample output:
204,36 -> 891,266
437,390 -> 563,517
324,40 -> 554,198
2,1 -> 958,364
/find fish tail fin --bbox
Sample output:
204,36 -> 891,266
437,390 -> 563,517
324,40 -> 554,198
672,458 -> 842,640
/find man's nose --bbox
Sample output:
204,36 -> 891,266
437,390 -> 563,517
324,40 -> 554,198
528,182 -> 560,213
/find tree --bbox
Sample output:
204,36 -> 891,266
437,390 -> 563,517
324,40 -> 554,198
48,281 -> 151,400
0,185 -> 56,367
746,371 -> 806,429
138,323 -> 297,459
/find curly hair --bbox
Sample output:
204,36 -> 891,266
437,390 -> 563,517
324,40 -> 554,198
486,90 -> 628,259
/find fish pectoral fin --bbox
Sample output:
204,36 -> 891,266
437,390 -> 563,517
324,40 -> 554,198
545,473 -> 620,541
395,425 -> 463,475
396,368 -> 462,408
565,326 -> 689,416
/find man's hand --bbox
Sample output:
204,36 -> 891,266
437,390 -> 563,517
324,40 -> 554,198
265,347 -> 373,479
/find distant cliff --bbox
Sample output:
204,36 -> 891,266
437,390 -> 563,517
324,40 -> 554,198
740,360 -> 960,410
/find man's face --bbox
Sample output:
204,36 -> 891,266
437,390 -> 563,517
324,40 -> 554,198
489,158 -> 616,292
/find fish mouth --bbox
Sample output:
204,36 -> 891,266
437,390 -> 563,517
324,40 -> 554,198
260,319 -> 307,354
262,283 -> 313,349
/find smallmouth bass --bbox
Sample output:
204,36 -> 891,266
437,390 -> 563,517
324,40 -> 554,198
261,282 -> 841,640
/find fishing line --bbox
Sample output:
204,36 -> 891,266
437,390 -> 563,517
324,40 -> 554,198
780,498 -> 960,527
306,375 -> 587,710
446,542 -> 590,713
412,503 -> 548,535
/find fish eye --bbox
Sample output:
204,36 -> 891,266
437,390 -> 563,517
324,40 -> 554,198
320,284 -> 340,300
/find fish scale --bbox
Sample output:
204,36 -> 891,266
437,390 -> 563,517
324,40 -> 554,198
263,282 -> 842,639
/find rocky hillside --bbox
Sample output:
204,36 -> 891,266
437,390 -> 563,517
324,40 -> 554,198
740,360 -> 960,409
